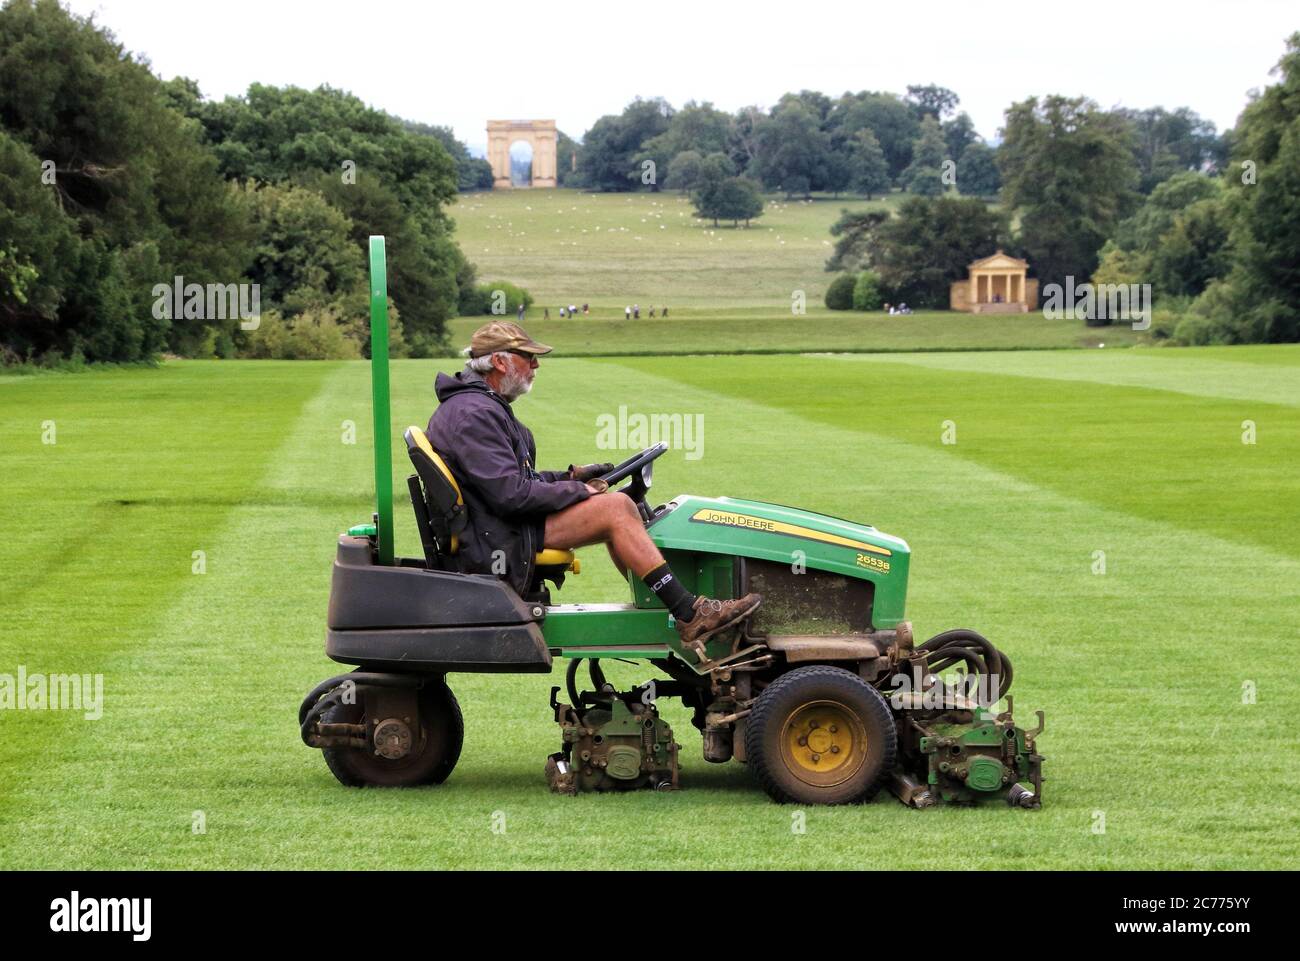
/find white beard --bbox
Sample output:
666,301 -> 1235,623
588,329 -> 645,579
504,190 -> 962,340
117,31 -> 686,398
499,370 -> 534,402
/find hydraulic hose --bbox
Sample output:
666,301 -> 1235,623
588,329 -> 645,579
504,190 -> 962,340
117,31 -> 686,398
917,629 -> 1014,697
566,657 -> 582,707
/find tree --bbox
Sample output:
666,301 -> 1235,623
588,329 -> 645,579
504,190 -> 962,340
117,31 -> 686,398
1183,32 -> 1300,342
902,115 -> 949,196
0,0 -> 252,361
402,120 -> 494,191
693,173 -> 762,227
999,95 -> 1139,289
860,196 -> 1008,307
1116,106 -> 1223,193
0,130 -> 88,358
825,208 -> 889,273
311,173 -> 462,354
906,84 -> 960,120
821,150 -> 853,197
1151,198 -> 1232,297
829,92 -> 919,182
242,182 -> 363,312
642,101 -> 733,187
942,112 -> 979,165
666,150 -> 705,193
1110,171 -> 1219,251
1091,163 -> 1230,302
555,130 -> 581,186
1092,241 -> 1152,289
752,101 -> 830,197
688,153 -> 737,225
957,141 -> 1000,197
576,97 -> 673,191
715,177 -> 765,226
850,129 -> 890,198
189,83 -> 467,349
726,105 -> 765,176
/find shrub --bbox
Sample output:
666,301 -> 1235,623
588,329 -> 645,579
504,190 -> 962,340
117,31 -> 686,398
852,271 -> 884,311
240,307 -> 362,360
824,274 -> 857,310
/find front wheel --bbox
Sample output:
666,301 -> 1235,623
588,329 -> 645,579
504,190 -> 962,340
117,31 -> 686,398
745,665 -> 896,805
322,680 -> 463,788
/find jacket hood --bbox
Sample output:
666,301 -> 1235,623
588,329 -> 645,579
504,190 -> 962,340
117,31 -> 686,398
435,369 -> 497,403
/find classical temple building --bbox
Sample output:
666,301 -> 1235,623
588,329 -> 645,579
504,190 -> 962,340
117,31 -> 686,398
950,251 -> 1038,313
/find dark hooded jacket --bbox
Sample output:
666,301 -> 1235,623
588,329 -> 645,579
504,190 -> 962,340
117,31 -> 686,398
426,369 -> 590,595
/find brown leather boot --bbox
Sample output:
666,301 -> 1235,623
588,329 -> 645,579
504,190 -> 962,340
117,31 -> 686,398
676,593 -> 763,654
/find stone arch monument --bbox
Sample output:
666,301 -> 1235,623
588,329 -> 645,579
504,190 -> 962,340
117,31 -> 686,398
486,119 -> 558,189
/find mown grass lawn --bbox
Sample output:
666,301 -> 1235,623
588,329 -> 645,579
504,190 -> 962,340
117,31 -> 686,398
1,347 -> 1295,869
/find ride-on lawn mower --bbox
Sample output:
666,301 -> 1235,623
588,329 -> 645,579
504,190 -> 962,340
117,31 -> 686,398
299,238 -> 1045,807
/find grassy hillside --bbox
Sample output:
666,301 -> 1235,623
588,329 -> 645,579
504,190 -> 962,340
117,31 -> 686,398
446,188 -> 1152,355
452,187 -> 901,308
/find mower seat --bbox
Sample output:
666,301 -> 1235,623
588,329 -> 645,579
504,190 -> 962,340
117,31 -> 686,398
402,427 -> 577,575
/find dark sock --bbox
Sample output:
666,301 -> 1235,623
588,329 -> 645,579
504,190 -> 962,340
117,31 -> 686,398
643,563 -> 697,622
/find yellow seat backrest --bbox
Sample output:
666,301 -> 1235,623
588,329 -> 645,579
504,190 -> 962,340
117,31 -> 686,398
407,426 -> 463,506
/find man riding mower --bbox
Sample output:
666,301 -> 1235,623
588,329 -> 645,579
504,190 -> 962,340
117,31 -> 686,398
423,320 -> 763,659
298,239 -> 1045,808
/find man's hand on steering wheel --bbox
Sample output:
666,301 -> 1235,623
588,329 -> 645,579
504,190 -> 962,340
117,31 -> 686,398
593,443 -> 668,519
569,462 -> 615,483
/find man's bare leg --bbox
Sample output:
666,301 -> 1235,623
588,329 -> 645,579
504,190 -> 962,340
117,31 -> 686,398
543,493 -> 660,577
605,542 -> 629,578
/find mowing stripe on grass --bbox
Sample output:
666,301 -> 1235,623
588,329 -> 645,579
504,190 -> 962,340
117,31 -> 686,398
834,349 -> 1300,407
605,352 -> 1300,562
0,362 -> 346,857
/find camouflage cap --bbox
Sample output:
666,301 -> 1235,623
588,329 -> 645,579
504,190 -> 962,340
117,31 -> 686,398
468,321 -> 552,358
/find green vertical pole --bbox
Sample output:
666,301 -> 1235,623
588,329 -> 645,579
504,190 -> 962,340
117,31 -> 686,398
368,235 -> 394,565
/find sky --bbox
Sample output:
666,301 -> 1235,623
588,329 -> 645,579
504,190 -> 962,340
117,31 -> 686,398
64,0 -> 1298,153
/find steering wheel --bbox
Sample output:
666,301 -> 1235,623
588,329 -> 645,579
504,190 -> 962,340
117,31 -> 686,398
597,442 -> 668,520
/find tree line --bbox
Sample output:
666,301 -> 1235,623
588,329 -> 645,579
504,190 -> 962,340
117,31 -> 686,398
817,34 -> 1300,346
0,0 -> 504,365
567,87 -> 1225,201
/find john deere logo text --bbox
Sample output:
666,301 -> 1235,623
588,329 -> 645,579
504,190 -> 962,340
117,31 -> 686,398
695,510 -> 775,532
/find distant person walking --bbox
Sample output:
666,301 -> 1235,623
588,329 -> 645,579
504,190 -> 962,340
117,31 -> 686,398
648,306 -> 656,318
633,304 -> 640,320
517,304 -> 525,322
624,306 -> 631,320
544,307 -> 550,320
662,306 -> 669,318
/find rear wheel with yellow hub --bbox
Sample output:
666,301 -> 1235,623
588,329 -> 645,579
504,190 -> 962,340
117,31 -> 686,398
746,665 -> 896,804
